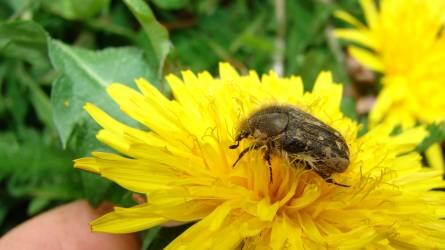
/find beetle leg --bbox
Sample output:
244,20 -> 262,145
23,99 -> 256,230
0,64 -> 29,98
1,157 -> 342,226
232,143 -> 261,168
325,178 -> 350,187
263,145 -> 273,183
263,149 -> 272,165
318,171 -> 349,187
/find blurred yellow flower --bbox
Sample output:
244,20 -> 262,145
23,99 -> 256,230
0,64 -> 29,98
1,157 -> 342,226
75,63 -> 445,249
335,0 -> 445,170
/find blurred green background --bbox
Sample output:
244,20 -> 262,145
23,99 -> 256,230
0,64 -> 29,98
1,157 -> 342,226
0,0 -> 443,248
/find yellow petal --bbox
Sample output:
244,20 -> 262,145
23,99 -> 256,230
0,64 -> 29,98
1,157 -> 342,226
334,10 -> 366,28
425,143 -> 445,171
219,62 -> 240,81
73,157 -> 100,173
91,209 -> 168,233
360,0 -> 378,29
349,46 -> 384,72
334,29 -> 376,49
311,71 -> 343,116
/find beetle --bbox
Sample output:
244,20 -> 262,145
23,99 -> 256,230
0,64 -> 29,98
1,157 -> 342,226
229,104 -> 350,186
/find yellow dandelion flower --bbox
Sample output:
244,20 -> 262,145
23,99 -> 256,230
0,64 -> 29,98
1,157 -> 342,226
335,0 -> 445,170
335,0 -> 445,126
75,63 -> 445,249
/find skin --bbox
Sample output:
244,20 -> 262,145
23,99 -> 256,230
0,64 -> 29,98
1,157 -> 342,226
0,200 -> 140,250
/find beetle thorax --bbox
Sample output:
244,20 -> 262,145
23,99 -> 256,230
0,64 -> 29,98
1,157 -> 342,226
252,128 -> 268,139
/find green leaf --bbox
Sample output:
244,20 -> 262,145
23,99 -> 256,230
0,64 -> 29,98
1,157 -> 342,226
5,74 -> 28,126
3,0 -> 37,20
151,0 -> 189,10
48,39 -> 156,147
51,76 -> 84,148
68,117 -> 111,156
41,0 -> 110,20
0,132 -> 19,180
417,122 -> 445,152
15,63 -> 53,129
170,3 -> 274,73
340,96 -> 358,120
80,172 -> 112,206
27,197 -> 51,215
285,2 -> 332,75
147,223 -> 193,249
124,0 -> 171,78
0,130 -> 80,201
0,64 -> 6,116
141,227 -> 162,250
0,21 -> 48,68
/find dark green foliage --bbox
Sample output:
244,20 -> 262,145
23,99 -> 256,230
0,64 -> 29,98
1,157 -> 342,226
49,39 -> 155,147
124,0 -> 171,78
0,0 -> 443,248
141,223 -> 192,250
417,122 -> 445,153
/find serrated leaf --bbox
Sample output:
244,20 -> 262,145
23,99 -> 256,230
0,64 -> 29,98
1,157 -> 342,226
41,0 -> 110,20
0,21 -> 48,68
68,117 -> 111,156
48,39 -> 156,147
124,0 -> 171,78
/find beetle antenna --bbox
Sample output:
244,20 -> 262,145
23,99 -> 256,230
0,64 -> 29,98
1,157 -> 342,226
232,146 -> 251,167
